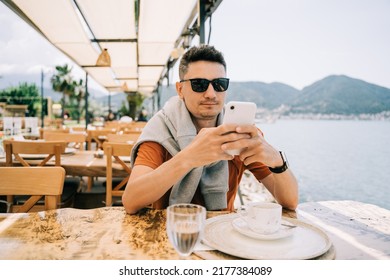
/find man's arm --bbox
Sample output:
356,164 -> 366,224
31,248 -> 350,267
221,124 -> 299,210
122,151 -> 195,214
122,124 -> 248,214
260,170 -> 298,210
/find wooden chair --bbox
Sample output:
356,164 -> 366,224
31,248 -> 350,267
3,140 -> 79,210
120,121 -> 146,134
39,127 -> 70,139
70,126 -> 86,133
43,132 -> 87,150
43,132 -> 89,190
4,140 -> 66,167
122,129 -> 142,139
102,142 -> 133,206
132,121 -> 147,129
107,133 -> 139,144
87,128 -> 117,150
104,121 -> 120,130
0,167 -> 65,213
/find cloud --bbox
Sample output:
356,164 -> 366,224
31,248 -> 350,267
0,64 -> 18,74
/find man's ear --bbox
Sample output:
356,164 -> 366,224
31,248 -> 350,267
176,81 -> 184,99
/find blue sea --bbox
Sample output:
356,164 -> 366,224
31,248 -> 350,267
257,119 -> 390,210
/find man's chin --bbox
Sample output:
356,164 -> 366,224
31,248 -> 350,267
199,112 -> 219,120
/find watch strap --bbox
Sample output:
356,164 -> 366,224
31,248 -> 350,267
268,151 -> 288,174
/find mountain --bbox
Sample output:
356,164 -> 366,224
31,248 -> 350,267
154,76 -> 390,116
0,73 -> 42,90
0,73 -> 108,101
226,81 -> 300,109
291,75 -> 390,114
2,73 -> 390,116
96,92 -> 128,112
134,81 -> 300,110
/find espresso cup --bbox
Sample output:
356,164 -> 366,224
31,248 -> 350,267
239,202 -> 282,234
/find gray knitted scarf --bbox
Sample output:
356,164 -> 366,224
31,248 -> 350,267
130,96 -> 228,210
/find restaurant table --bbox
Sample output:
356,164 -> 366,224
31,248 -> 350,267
0,150 -> 129,178
0,150 -> 129,192
0,200 -> 388,260
296,200 -> 390,260
60,150 -> 129,178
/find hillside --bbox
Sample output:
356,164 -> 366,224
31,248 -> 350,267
0,73 -> 107,102
291,75 -> 390,114
226,81 -> 300,109
152,75 -> 390,116
2,73 -> 390,117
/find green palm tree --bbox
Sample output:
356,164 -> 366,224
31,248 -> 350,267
50,64 -> 74,120
126,91 -> 145,119
70,78 -> 85,123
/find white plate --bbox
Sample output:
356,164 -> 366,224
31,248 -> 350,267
232,217 -> 295,240
202,213 -> 331,260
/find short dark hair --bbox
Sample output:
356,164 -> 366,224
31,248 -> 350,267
179,45 -> 226,79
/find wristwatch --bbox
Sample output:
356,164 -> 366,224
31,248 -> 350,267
268,151 -> 289,174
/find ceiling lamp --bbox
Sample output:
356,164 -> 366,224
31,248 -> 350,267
96,48 -> 111,66
182,28 -> 196,49
121,82 -> 129,92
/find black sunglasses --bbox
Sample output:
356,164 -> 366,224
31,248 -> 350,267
180,78 -> 230,93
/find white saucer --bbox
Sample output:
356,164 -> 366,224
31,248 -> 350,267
231,218 -> 295,240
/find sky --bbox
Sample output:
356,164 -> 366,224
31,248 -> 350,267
1,0 -> 390,92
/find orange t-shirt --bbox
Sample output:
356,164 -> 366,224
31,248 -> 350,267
133,141 -> 272,211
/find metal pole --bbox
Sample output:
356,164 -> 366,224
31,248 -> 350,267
84,72 -> 89,149
108,92 -> 111,115
40,69 -> 44,128
198,0 -> 206,44
84,73 -> 89,129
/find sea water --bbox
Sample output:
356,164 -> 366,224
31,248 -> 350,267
257,119 -> 390,210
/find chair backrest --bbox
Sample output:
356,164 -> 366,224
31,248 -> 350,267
43,132 -> 87,150
0,166 -> 65,212
120,121 -> 146,134
104,121 -> 120,130
39,127 -> 70,139
132,121 -> 147,128
103,142 -> 133,206
122,129 -> 142,139
4,140 -> 66,167
70,126 -> 86,133
87,128 -> 117,150
106,133 -> 139,144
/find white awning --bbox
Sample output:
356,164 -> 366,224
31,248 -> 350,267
1,0 -> 222,96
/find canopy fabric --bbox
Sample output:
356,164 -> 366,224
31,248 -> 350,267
1,0 -> 222,96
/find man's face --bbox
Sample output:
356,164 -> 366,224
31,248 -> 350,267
176,61 -> 227,123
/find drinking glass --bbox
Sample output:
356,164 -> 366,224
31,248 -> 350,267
166,203 -> 206,258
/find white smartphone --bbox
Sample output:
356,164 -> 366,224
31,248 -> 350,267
222,101 -> 257,156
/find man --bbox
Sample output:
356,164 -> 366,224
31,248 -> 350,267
122,45 -> 298,214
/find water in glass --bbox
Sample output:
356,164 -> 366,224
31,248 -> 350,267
166,203 -> 206,258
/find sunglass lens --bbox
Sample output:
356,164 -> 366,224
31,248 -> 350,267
212,78 -> 229,92
190,79 -> 209,92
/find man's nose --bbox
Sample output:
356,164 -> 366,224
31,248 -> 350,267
203,83 -> 217,98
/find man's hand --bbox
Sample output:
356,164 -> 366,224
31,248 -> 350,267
220,124 -> 282,167
181,124 -> 251,167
